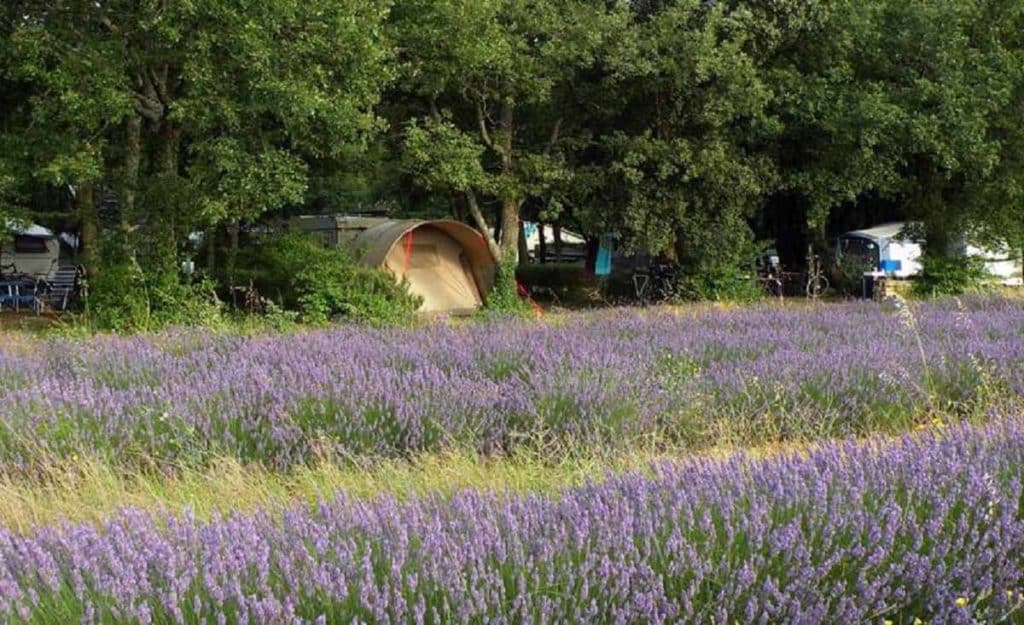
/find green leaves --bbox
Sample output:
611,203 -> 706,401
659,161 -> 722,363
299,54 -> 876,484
403,119 -> 488,193
190,139 -> 308,224
771,0 -> 1024,252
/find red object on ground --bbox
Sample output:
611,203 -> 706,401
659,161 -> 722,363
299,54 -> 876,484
516,280 -> 544,316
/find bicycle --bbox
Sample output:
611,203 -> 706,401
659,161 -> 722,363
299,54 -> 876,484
633,263 -> 677,307
760,269 -> 784,299
804,248 -> 829,299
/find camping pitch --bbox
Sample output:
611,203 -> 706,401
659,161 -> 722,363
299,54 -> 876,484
294,216 -> 496,314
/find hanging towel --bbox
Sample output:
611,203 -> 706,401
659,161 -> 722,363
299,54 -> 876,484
595,234 -> 614,276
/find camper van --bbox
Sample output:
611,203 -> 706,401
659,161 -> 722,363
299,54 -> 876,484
1,223 -> 61,280
837,222 -> 1023,286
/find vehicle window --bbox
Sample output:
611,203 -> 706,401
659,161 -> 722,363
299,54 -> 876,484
839,237 -> 878,267
13,236 -> 49,254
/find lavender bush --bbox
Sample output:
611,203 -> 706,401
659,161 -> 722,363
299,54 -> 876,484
1,297 -> 1022,468
3,418 -> 1024,623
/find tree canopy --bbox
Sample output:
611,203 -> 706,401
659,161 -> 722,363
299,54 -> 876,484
1,0 -> 1022,305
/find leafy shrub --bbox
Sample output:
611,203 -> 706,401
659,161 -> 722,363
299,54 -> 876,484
675,263 -> 761,302
673,243 -> 763,302
913,254 -> 992,297
86,262 -> 223,333
482,255 -> 532,316
242,230 -> 421,325
831,257 -> 877,297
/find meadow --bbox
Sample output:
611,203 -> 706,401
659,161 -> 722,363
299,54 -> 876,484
1,297 -> 1023,623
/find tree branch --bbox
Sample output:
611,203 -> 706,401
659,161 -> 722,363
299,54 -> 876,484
476,100 -> 499,153
544,118 -> 563,157
465,188 -> 502,261
428,96 -> 441,122
133,93 -> 164,122
148,66 -> 170,109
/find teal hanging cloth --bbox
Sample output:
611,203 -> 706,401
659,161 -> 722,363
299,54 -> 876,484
595,234 -> 614,276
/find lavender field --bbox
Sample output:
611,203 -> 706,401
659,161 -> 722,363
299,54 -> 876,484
1,298 -> 1023,470
3,417 -> 1024,623
2,298 -> 1024,624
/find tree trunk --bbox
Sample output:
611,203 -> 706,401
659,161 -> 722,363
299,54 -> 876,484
120,114 -> 142,256
497,101 -> 520,262
517,220 -> 529,263
919,160 -> 954,259
464,189 -> 502,261
553,223 -> 563,261
205,226 -> 216,272
153,121 -> 180,272
78,182 -> 99,277
538,222 -> 547,263
226,220 -> 240,285
499,197 -> 520,260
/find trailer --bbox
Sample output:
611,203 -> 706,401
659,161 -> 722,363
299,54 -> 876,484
1,222 -> 61,281
836,222 -> 1023,286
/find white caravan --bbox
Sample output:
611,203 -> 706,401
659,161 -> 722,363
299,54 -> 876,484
837,222 -> 1023,286
1,222 -> 61,280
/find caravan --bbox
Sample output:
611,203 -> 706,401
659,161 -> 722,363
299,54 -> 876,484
836,222 -> 1023,286
1,222 -> 61,280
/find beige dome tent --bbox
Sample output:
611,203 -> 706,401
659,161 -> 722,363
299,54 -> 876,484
294,216 -> 497,313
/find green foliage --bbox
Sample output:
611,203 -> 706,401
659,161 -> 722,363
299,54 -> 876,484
567,0 -> 776,272
243,231 -> 421,325
673,215 -> 763,302
675,265 -> 761,303
3,0 -> 1024,312
831,257 -> 878,297
483,256 -> 531,316
394,0 -> 626,258
770,0 -> 1024,252
86,263 -> 223,333
912,255 -> 992,298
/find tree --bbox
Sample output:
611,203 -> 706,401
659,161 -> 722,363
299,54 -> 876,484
559,0 -> 777,297
770,0 -> 1024,261
0,2 -> 133,273
179,0 -> 393,278
2,0 -> 394,282
394,0 -> 624,263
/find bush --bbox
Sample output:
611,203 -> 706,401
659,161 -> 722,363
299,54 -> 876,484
831,257 -> 877,297
913,254 -> 992,297
241,230 -> 421,325
482,255 -> 532,316
675,263 -> 761,302
86,262 -> 223,333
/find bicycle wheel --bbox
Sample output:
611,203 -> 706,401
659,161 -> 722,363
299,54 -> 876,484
806,275 -> 828,298
633,274 -> 651,307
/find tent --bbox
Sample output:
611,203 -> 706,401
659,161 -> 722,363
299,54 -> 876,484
837,222 -> 1023,285
1,221 -> 61,280
294,216 -> 497,313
